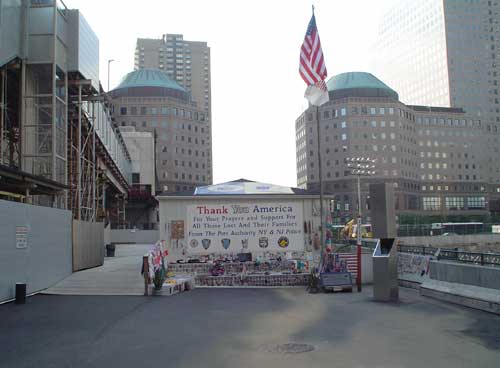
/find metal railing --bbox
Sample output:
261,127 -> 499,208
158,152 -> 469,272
398,244 -> 438,256
397,244 -> 500,267
396,223 -> 495,237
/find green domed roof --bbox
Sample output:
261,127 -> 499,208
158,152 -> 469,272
326,72 -> 398,100
114,69 -> 185,92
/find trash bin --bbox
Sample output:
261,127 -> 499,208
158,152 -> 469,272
372,238 -> 399,302
106,243 -> 115,257
15,283 -> 26,304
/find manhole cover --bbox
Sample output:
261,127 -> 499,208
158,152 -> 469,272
258,343 -> 315,354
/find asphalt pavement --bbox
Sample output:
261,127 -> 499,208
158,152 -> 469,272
1,287 -> 500,368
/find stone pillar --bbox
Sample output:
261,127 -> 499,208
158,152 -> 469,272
369,183 -> 396,239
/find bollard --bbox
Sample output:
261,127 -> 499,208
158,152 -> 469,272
143,256 -> 149,296
15,283 -> 26,304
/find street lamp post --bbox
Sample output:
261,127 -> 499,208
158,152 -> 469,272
346,157 -> 376,292
107,59 -> 115,92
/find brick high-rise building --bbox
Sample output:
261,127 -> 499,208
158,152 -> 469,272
110,69 -> 213,194
134,34 -> 212,182
296,72 -> 500,223
135,34 -> 211,118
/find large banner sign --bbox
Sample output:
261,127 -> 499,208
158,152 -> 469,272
186,202 -> 304,253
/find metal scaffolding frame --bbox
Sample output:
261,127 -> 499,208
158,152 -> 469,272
66,79 -> 129,224
0,63 -> 21,170
67,80 -> 98,221
0,1 -> 131,226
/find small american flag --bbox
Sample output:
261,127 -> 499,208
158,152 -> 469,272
338,253 -> 359,280
299,12 -> 329,106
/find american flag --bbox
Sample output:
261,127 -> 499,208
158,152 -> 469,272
338,253 -> 359,281
299,12 -> 329,106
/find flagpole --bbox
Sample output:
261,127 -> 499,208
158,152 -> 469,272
316,105 -> 325,259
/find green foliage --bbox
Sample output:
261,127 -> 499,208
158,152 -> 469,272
153,263 -> 167,290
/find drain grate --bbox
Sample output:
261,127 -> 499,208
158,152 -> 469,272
259,343 -> 315,354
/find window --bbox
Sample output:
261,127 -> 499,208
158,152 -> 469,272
140,106 -> 147,115
120,107 -> 127,115
132,173 -> 140,184
341,133 -> 347,141
341,107 -> 347,116
423,197 -> 441,211
131,106 -> 137,115
370,107 -> 376,115
389,108 -> 394,115
446,197 -> 464,210
371,121 -> 377,127
467,197 -> 485,209
151,107 -> 157,115
161,107 -> 168,115
341,121 -> 347,128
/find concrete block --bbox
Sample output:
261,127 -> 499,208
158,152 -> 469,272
429,261 -> 500,290
421,279 -> 500,315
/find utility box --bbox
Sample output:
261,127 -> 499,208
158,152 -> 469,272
372,238 -> 399,302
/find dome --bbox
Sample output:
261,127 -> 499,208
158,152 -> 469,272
109,69 -> 189,101
326,72 -> 399,100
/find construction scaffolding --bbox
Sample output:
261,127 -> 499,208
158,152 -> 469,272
66,78 -> 130,226
0,62 -> 21,170
0,1 -> 131,228
0,60 -> 131,227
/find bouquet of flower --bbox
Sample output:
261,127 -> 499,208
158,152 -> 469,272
149,241 -> 169,290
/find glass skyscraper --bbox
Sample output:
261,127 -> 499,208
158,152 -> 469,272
373,0 -> 499,124
372,0 -> 500,185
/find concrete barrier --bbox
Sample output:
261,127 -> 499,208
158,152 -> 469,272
429,260 -> 500,290
72,220 -> 104,271
420,280 -> 500,314
0,200 -> 72,302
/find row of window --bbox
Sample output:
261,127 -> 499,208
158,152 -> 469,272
420,162 -> 477,170
119,106 -> 206,121
120,121 -> 209,137
421,173 -> 481,181
173,146 -> 210,158
416,117 -> 481,127
320,106 -> 397,120
174,136 -> 207,145
172,160 -> 207,170
422,197 -> 486,211
422,184 -> 487,192
170,172 -> 207,182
